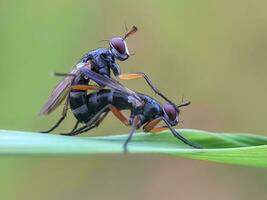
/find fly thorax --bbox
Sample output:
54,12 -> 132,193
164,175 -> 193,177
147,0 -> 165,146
128,96 -> 142,108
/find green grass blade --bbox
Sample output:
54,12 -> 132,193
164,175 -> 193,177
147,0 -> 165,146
0,129 -> 267,168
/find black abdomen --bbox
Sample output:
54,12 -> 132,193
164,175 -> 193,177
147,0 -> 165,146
69,72 -> 91,123
86,89 -> 134,113
69,91 -> 91,123
70,89 -> 133,123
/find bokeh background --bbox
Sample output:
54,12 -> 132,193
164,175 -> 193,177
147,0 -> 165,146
1,0 -> 267,199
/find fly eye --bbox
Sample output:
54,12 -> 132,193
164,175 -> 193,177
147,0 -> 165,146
163,103 -> 177,121
110,37 -> 126,54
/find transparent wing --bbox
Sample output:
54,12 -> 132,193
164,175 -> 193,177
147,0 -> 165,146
79,67 -> 142,104
39,67 -> 79,115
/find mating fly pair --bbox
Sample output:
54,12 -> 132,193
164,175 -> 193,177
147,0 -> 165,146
40,26 -> 201,151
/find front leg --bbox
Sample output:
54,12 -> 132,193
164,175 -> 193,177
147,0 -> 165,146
162,117 -> 202,148
142,117 -> 163,132
118,72 -> 176,107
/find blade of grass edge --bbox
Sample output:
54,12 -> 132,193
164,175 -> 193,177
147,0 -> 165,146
0,129 -> 266,168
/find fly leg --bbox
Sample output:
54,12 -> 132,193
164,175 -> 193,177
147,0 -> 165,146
41,85 -> 100,133
40,94 -> 70,133
69,120 -> 80,132
61,111 -> 109,136
59,120 -> 80,135
61,104 -> 133,153
62,101 -> 130,136
118,72 -> 176,107
142,117 -> 168,133
143,116 -> 201,148
61,105 -> 110,136
93,105 -> 142,152
40,116 -> 65,133
61,84 -> 101,135
149,127 -> 168,133
123,115 -> 141,153
162,117 -> 202,148
143,117 -> 163,132
85,104 -> 130,128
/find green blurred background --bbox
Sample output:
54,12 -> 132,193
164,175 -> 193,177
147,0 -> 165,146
1,0 -> 267,199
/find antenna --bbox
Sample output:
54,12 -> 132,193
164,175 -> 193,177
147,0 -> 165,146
123,26 -> 138,40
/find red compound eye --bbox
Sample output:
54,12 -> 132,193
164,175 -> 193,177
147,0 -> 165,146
110,37 -> 126,54
163,103 -> 177,121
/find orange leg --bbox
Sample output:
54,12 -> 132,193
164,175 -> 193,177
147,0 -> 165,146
118,72 -> 144,80
150,127 -> 168,133
109,105 -> 130,126
84,104 -> 130,129
84,104 -> 130,128
119,72 -> 177,108
71,84 -> 101,91
143,117 -> 163,132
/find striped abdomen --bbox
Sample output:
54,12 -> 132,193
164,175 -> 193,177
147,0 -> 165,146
69,72 -> 90,123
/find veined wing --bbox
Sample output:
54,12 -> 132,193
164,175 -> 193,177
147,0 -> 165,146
39,69 -> 76,115
79,67 -> 143,105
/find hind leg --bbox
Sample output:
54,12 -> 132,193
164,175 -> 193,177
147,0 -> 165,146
62,104 -> 130,136
41,84 -> 100,133
61,111 -> 109,136
40,95 -> 70,133
59,120 -> 80,135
